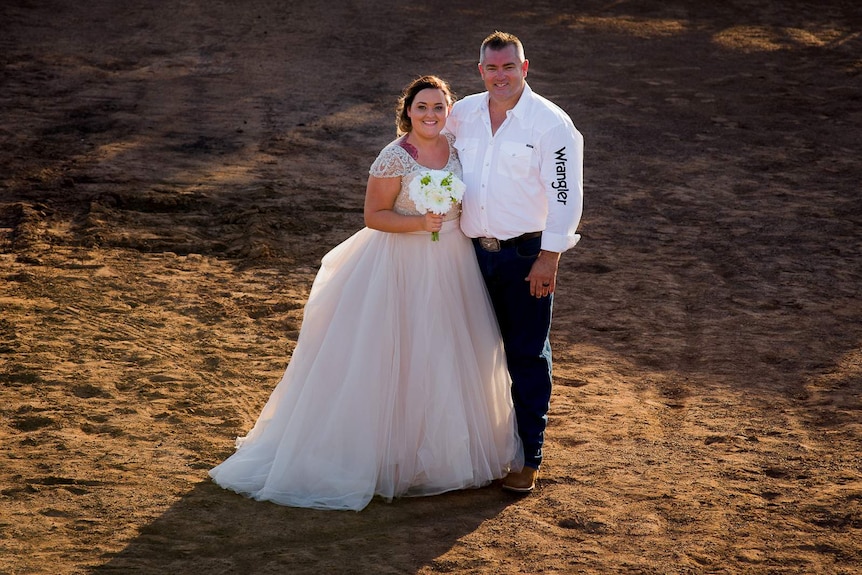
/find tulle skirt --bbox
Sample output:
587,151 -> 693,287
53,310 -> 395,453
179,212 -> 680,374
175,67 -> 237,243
209,219 -> 522,511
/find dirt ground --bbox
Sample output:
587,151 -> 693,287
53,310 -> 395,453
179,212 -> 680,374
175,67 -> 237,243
1,1 -> 860,573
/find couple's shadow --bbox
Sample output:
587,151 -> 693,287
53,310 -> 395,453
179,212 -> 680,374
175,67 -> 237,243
91,478 -> 519,574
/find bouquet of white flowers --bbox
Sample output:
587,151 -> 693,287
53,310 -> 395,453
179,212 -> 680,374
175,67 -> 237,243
407,170 -> 466,241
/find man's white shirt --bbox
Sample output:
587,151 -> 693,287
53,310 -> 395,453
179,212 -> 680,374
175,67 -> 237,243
446,82 -> 583,254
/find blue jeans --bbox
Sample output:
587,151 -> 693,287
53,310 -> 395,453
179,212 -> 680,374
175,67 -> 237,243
473,236 -> 553,469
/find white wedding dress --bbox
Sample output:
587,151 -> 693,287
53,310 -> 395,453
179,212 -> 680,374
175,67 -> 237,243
209,133 -> 522,511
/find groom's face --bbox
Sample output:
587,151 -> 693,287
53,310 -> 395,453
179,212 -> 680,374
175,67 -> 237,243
479,45 -> 528,105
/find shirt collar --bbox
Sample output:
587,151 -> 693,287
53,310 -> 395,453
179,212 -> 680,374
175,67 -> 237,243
509,82 -> 533,120
477,81 -> 533,119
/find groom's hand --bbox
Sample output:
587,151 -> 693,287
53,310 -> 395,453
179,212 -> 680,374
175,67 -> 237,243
526,250 -> 560,298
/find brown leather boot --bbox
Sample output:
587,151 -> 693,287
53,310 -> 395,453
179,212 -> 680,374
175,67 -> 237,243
502,466 -> 539,493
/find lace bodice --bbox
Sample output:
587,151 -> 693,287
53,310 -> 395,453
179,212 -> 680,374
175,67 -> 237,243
368,132 -> 463,221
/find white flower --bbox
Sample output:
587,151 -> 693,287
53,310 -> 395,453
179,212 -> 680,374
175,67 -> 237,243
407,170 -> 466,241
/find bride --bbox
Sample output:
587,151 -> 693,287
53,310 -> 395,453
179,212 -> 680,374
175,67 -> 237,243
209,75 -> 521,511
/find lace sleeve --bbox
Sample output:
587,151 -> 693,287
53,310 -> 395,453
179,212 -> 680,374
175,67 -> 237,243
369,143 -> 409,179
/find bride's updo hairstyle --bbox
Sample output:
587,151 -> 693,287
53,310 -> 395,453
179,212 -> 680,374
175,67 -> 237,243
395,75 -> 454,136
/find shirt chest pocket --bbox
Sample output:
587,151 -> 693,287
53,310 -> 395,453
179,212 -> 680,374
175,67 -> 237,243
454,138 -> 479,173
498,141 -> 533,180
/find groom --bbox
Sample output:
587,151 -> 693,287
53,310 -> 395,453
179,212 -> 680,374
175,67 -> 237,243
446,31 -> 584,492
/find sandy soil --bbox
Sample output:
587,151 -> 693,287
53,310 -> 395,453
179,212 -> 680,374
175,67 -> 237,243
1,1 -> 861,573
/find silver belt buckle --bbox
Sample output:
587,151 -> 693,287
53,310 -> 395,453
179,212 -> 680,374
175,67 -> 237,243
479,238 -> 501,252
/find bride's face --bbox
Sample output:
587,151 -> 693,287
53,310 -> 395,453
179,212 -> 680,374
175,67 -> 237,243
407,88 -> 449,139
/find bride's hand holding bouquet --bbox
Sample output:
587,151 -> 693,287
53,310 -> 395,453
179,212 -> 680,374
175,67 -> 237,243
421,212 -> 444,238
